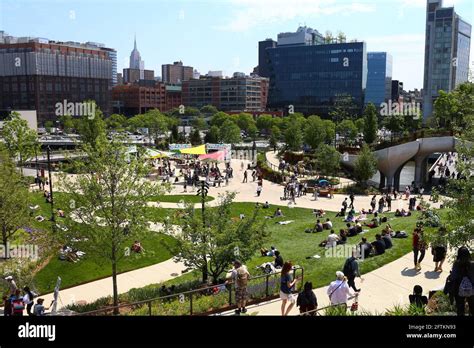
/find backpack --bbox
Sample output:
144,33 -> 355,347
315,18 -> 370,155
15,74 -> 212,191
458,276 -> 473,297
236,267 -> 249,288
343,258 -> 354,277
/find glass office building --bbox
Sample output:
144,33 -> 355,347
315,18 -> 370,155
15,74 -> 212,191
266,41 -> 367,116
423,0 -> 471,118
365,52 -> 392,107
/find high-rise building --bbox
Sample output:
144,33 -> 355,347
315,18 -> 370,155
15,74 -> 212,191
423,0 -> 471,118
0,32 -> 114,124
391,80 -> 404,102
365,52 -> 393,107
129,36 -> 144,71
123,68 -> 155,84
258,38 -> 277,78
182,74 -> 269,112
162,61 -> 193,84
263,27 -> 367,116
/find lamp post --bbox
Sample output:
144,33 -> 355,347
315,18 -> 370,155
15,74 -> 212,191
46,146 -> 56,231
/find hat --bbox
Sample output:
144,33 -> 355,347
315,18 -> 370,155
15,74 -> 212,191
336,271 -> 345,280
5,276 -> 13,280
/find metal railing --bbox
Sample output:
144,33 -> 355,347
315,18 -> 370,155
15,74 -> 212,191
76,267 -> 304,316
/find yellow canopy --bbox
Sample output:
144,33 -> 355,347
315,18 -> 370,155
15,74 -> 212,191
179,144 -> 206,155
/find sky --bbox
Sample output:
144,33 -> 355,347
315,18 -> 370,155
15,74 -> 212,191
0,0 -> 473,90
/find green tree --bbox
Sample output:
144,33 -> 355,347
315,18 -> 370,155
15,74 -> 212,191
210,112 -> 232,128
75,102 -> 106,150
269,126 -> 281,151
236,113 -> 256,134
204,125 -> 220,144
2,112 -> 39,175
0,148 -> 31,258
106,114 -> 127,131
167,192 -> 268,283
219,120 -> 241,144
44,121 -> 54,133
59,114 -> 75,133
441,105 -> 474,251
58,135 -> 167,314
285,123 -> 303,151
143,110 -> 169,144
256,114 -> 274,135
354,118 -> 365,134
304,116 -> 324,150
316,144 -> 341,178
363,103 -> 378,145
200,105 -> 218,115
190,128 -> 202,145
353,144 -> 377,186
382,115 -> 404,142
337,119 -> 358,144
191,116 -> 207,131
247,123 -> 258,140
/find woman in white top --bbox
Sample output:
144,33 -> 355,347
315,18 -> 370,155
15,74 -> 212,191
327,271 -> 354,306
22,286 -> 35,316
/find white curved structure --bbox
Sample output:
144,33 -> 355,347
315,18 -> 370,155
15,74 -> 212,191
342,136 -> 461,190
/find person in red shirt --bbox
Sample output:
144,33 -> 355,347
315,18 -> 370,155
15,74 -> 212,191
413,228 -> 427,271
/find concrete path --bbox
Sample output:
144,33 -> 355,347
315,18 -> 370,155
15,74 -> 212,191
39,258 -> 186,309
217,250 -> 451,316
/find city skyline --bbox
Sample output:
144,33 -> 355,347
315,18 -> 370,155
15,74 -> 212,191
0,0 -> 472,91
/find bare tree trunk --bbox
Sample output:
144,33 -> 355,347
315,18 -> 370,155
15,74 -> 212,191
112,247 -> 119,315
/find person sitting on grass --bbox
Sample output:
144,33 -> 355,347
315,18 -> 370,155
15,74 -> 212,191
335,206 -> 347,218
274,250 -> 284,269
314,220 -> 324,233
323,218 -> 333,230
131,240 -> 144,253
57,208 -> 65,218
381,230 -> 393,249
263,201 -> 270,209
319,230 -> 340,248
313,209 -> 325,218
409,285 -> 428,308
337,229 -> 348,245
273,208 -> 284,218
355,221 -> 363,234
346,223 -> 358,237
344,210 -> 356,223
365,212 -> 380,229
261,246 -> 277,257
359,237 -> 373,259
371,234 -> 386,255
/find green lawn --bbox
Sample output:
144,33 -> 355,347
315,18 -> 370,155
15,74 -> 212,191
27,192 -> 178,294
226,203 -> 446,289
33,231 -> 177,294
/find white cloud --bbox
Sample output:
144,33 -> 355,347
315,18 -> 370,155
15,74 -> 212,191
215,0 -> 375,32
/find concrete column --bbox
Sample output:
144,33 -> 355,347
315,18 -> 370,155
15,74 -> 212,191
379,172 -> 386,190
414,155 -> 427,186
386,174 -> 394,193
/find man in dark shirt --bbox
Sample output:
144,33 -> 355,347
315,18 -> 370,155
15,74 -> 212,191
359,237 -> 373,259
274,251 -> 284,269
314,220 -> 324,233
346,223 -> 357,237
382,231 -> 393,249
371,234 -> 386,255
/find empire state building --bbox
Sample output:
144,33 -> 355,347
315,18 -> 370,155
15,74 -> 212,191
129,36 -> 145,78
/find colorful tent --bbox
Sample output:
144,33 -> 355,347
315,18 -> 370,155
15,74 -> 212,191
198,150 -> 227,162
179,144 -> 206,155
144,149 -> 173,159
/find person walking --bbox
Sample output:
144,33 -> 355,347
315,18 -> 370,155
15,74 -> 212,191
297,281 -> 318,316
343,251 -> 362,293
327,271 -> 354,307
349,194 -> 355,209
386,195 -> 392,212
370,195 -> 376,212
256,184 -> 262,197
280,261 -> 301,316
432,241 -> 447,273
22,287 -> 36,316
243,170 -> 248,183
228,260 -> 250,315
446,247 -> 474,316
413,228 -> 427,271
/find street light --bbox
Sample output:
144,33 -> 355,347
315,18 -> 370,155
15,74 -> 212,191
46,146 -> 56,231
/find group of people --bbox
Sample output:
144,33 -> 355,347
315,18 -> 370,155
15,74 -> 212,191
2,276 -> 52,316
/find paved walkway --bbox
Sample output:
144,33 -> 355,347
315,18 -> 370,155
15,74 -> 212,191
217,250 -> 451,316
39,258 -> 187,309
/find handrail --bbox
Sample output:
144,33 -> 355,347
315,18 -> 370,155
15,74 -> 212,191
76,266 -> 304,316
